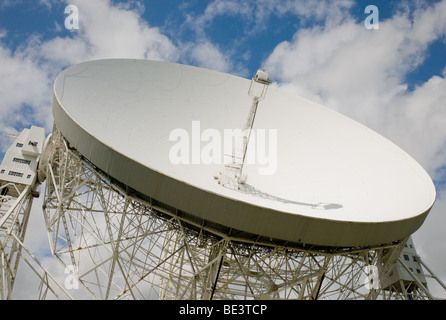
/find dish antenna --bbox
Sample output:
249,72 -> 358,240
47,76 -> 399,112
1,59 -> 444,300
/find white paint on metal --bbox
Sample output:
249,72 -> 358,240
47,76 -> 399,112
51,59 -> 436,247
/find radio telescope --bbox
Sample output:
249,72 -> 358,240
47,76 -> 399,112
1,59 -> 445,300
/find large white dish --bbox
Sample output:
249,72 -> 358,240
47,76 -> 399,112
52,59 -> 436,248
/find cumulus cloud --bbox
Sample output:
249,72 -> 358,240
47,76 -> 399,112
181,40 -> 233,73
0,43 -> 52,152
40,0 -> 179,67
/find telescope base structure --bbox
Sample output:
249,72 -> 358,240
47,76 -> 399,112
40,127 -> 434,300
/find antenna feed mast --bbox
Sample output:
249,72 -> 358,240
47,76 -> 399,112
248,69 -> 271,101
215,69 -> 271,191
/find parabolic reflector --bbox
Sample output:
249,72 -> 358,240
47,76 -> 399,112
52,59 -> 436,248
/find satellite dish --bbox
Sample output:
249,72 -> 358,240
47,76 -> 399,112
52,59 -> 436,248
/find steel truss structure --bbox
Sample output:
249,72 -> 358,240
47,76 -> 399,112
1,176 -> 73,299
0,181 -> 34,299
29,126 -> 437,300
383,257 -> 446,300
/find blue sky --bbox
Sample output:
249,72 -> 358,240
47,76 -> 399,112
1,0 -> 444,84
0,3 -> 444,71
1,0 -> 446,298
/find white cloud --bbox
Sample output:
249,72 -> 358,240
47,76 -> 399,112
180,40 -> 234,73
387,75 -> 446,175
40,0 -> 179,66
184,0 -> 250,36
0,44 -> 52,152
0,47 -> 48,112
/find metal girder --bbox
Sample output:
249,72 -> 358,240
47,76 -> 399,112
1,180 -> 72,300
0,182 -> 33,299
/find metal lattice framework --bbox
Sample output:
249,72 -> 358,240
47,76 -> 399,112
1,178 -> 73,300
35,126 -> 439,300
0,181 -> 33,299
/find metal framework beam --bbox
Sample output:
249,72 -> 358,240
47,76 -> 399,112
1,179 -> 72,299
0,182 -> 33,299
